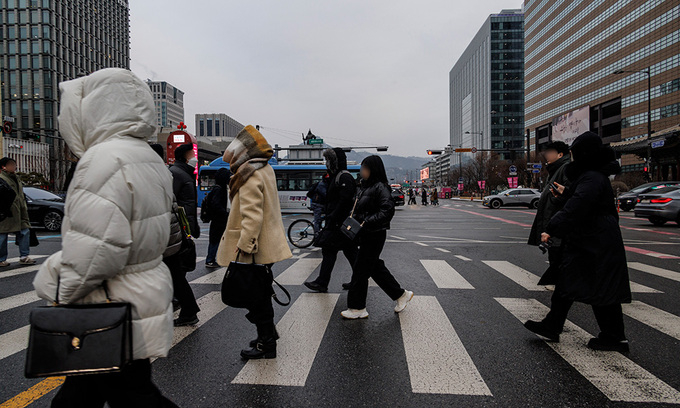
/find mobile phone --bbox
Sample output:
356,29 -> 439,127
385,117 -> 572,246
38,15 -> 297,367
549,182 -> 560,194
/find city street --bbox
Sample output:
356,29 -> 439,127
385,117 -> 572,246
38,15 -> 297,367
1,200 -> 680,407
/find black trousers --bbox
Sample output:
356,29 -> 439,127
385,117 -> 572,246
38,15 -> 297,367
347,230 -> 404,310
314,243 -> 359,287
165,260 -> 200,318
245,264 -> 276,336
544,291 -> 626,340
51,359 -> 178,408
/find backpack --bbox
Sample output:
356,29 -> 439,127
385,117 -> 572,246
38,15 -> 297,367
200,189 -> 215,223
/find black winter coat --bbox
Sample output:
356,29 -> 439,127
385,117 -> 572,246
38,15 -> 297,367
354,181 -> 395,233
170,161 -> 200,238
324,171 -> 356,229
546,162 -> 631,306
528,155 -> 571,246
208,185 -> 229,243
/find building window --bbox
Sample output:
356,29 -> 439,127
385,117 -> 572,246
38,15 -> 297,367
207,118 -> 212,137
199,119 -> 204,136
215,120 -> 219,136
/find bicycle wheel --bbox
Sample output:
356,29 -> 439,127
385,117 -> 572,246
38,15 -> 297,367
288,219 -> 316,248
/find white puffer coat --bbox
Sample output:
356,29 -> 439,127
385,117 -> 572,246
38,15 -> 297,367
33,68 -> 175,360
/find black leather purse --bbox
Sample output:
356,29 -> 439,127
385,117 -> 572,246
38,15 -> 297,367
221,252 -> 290,309
25,282 -> 132,378
340,196 -> 364,241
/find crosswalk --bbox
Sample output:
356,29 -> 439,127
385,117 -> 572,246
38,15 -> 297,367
2,253 -> 680,405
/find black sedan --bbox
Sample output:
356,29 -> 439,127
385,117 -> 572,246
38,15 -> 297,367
391,188 -> 405,206
617,181 -> 680,211
24,187 -> 65,232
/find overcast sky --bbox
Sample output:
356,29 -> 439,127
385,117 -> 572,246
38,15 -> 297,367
129,1 -> 521,157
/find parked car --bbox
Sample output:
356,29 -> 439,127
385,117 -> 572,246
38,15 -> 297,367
483,188 -> 541,209
634,186 -> 680,226
23,187 -> 65,231
617,181 -> 680,211
391,188 -> 405,206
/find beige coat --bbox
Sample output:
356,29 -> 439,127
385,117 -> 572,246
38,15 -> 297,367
216,165 -> 292,265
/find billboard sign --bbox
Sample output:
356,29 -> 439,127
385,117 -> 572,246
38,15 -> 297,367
420,167 -> 430,181
552,105 -> 590,146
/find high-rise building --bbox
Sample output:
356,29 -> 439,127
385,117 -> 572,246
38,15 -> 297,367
146,80 -> 184,129
195,113 -> 243,143
524,0 -> 679,178
0,0 -> 130,186
449,9 -> 525,167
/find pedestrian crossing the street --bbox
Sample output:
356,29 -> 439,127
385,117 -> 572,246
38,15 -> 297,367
2,254 -> 680,405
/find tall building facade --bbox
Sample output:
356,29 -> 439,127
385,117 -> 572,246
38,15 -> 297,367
524,0 -> 679,177
0,0 -> 130,186
449,9 -> 525,167
146,80 -> 184,129
195,113 -> 243,143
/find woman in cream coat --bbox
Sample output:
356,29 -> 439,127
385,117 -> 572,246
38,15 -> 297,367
217,125 -> 292,360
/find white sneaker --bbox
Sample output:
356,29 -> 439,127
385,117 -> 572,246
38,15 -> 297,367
394,290 -> 414,313
19,257 -> 36,265
341,308 -> 369,319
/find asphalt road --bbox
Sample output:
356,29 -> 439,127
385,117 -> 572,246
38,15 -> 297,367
1,200 -> 679,407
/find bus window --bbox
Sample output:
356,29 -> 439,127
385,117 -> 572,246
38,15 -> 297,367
276,172 -> 289,191
289,172 -> 312,191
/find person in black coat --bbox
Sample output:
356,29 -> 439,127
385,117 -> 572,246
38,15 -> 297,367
304,148 -> 359,293
524,132 -> 631,352
528,141 -> 571,285
170,143 -> 200,239
421,188 -> 428,205
206,168 -> 230,268
341,155 -> 413,319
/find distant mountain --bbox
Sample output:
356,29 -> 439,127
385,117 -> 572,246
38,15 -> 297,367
346,151 -> 430,184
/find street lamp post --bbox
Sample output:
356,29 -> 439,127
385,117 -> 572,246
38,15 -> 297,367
613,67 -> 652,180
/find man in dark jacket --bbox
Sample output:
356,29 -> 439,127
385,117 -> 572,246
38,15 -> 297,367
206,168 -> 230,268
524,132 -> 631,352
170,143 -> 200,239
306,174 -> 329,234
169,143 -> 201,326
528,141 -> 571,285
304,148 -> 358,292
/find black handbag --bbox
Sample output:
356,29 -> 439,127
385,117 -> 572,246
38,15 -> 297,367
340,197 -> 364,241
221,252 -> 291,309
25,282 -> 132,378
167,207 -> 196,273
30,229 -> 39,247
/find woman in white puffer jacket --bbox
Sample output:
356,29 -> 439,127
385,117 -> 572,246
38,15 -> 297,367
33,68 -> 178,407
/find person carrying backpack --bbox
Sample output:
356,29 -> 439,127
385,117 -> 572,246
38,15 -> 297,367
306,174 -> 329,234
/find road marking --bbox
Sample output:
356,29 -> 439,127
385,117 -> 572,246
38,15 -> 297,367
2,255 -> 48,264
628,262 -> 680,283
399,296 -> 491,395
275,258 -> 322,285
496,297 -> 680,404
0,291 -> 40,313
0,325 -> 29,360
420,260 -> 474,289
0,265 -> 41,279
414,242 -> 429,247
628,281 -> 662,293
390,235 -> 406,240
189,268 -> 226,284
620,225 -> 680,237
455,255 -> 472,262
0,376 -> 65,408
625,246 -> 680,260
443,207 -> 532,227
434,247 -> 450,253
482,261 -> 549,291
622,301 -> 680,341
292,248 -> 300,254
232,293 -> 339,386
165,291 -> 226,351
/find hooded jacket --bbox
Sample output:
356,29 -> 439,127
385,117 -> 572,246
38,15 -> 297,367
323,148 -> 356,228
0,170 -> 29,233
546,132 -> 631,306
33,68 -> 175,360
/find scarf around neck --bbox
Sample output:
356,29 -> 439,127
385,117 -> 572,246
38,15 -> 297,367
223,125 -> 273,200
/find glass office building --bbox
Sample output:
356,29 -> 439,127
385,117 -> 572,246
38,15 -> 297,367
195,113 -> 243,144
449,9 -> 525,166
146,80 -> 184,130
524,0 -> 679,177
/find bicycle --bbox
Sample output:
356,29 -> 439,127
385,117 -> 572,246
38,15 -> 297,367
287,218 -> 316,248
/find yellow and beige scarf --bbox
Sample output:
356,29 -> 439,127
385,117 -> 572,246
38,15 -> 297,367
223,125 -> 273,200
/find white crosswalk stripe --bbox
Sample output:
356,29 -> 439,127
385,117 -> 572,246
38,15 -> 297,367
420,260 -> 474,289
0,290 -> 40,313
3,255 -> 48,264
628,262 -> 680,283
400,296 -> 491,395
0,325 -> 30,360
189,268 -> 226,285
275,258 -> 322,285
482,261 -> 662,293
622,301 -> 680,341
232,293 -> 339,386
455,255 -> 472,262
496,297 -> 680,404
0,264 -> 41,279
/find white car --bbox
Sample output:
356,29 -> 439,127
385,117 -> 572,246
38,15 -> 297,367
483,188 -> 541,209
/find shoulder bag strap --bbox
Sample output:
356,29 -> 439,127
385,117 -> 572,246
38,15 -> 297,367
271,278 -> 291,306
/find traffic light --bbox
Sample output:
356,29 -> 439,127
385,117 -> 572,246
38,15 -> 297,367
427,150 -> 443,155
643,165 -> 651,182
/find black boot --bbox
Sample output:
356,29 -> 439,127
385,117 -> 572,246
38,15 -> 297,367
304,281 -> 328,293
241,324 -> 277,360
524,320 -> 560,342
587,333 -> 629,352
249,327 -> 280,348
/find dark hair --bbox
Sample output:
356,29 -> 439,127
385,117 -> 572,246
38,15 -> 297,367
361,155 -> 388,185
0,157 -> 16,168
173,143 -> 194,163
543,141 -> 570,156
150,143 -> 165,160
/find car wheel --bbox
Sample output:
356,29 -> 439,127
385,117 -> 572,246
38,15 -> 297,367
530,199 -> 539,209
490,199 -> 502,209
649,217 -> 667,227
43,210 -> 63,231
